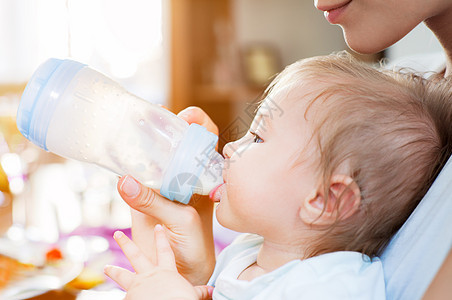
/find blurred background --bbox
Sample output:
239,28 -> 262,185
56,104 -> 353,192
0,0 -> 443,297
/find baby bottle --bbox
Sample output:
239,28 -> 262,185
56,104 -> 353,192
16,58 -> 224,204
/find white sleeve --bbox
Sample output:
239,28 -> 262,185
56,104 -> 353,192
266,254 -> 386,300
207,233 -> 262,287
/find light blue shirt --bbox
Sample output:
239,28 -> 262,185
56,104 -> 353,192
208,234 -> 386,300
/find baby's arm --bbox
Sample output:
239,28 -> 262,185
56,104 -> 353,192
104,225 -> 214,300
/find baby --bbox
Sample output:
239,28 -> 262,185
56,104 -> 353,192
104,52 -> 452,299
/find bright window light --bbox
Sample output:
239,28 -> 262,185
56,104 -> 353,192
0,0 -> 168,104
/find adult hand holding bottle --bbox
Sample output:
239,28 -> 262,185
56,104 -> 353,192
117,106 -> 218,286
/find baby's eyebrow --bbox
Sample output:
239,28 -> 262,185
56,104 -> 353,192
254,114 -> 273,132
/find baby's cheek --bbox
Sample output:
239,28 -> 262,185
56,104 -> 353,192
228,158 -> 268,198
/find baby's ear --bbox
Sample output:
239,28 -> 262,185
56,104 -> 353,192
300,174 -> 361,226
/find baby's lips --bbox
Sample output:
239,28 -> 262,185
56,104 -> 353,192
209,183 -> 224,202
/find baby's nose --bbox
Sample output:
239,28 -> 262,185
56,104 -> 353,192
223,142 -> 234,159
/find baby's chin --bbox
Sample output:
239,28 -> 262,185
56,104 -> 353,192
215,209 -> 245,234
214,206 -> 229,228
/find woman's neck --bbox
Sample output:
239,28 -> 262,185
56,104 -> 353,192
425,4 -> 452,77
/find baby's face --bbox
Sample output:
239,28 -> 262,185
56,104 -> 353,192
214,87 -> 321,239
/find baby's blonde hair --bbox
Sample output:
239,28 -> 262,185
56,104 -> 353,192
266,52 -> 452,258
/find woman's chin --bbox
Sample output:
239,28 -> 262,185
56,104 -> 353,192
342,24 -> 418,55
344,34 -> 393,55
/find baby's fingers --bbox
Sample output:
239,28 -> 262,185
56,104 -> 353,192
154,224 -> 177,270
114,231 -> 154,273
104,265 -> 134,290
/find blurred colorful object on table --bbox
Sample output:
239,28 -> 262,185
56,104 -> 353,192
46,246 -> 64,263
66,267 -> 105,290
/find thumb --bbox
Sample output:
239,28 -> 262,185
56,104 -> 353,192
117,175 -> 196,223
194,285 -> 214,300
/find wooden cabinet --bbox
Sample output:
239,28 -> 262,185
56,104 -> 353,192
169,0 -> 264,151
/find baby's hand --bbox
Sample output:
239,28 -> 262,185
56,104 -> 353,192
104,225 -> 214,300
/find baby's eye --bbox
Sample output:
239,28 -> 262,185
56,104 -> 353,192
250,131 -> 264,143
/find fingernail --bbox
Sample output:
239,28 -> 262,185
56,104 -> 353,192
208,286 -> 214,297
178,108 -> 191,118
104,265 -> 112,273
120,175 -> 140,198
155,224 -> 163,231
113,231 -> 124,239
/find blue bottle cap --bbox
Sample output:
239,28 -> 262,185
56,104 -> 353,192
17,58 -> 85,150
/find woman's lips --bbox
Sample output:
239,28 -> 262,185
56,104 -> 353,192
317,1 -> 351,24
209,183 -> 225,202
